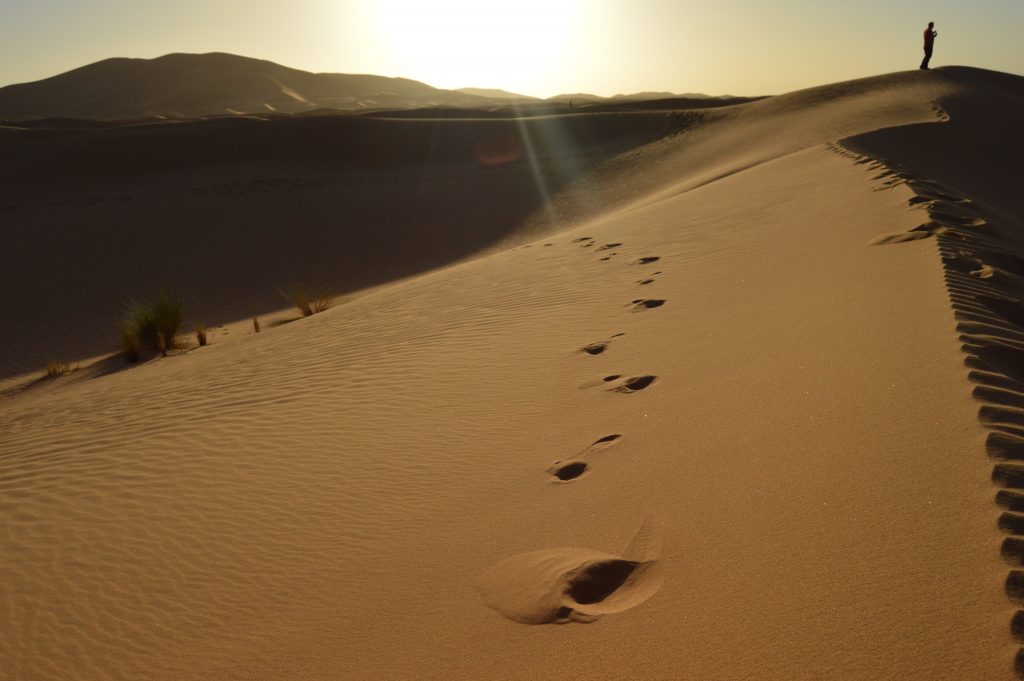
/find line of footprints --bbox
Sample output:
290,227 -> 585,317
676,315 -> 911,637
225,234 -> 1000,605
546,236 -> 665,484
832,140 -> 1024,676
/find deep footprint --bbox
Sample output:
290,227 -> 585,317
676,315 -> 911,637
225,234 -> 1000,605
476,515 -> 663,625
631,299 -> 666,311
550,461 -> 589,482
579,342 -> 609,355
614,376 -> 657,393
633,257 -> 660,265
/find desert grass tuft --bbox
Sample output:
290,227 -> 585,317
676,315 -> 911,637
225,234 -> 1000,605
195,324 -> 208,347
120,295 -> 184,360
120,309 -> 145,363
283,286 -> 335,317
145,296 -> 183,355
45,360 -> 75,378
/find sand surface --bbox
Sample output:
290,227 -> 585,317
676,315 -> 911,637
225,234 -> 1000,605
3,67 -> 1024,680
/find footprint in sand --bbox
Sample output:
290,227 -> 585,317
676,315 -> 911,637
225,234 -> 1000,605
548,460 -> 590,482
589,433 -> 622,449
579,341 -> 610,355
631,299 -> 666,311
572,236 -> 593,243
636,271 -> 662,286
614,375 -> 657,393
577,333 -> 625,356
579,375 -> 657,392
477,515 -> 664,624
597,242 -> 623,251
547,434 -> 623,482
633,256 -> 660,265
868,223 -> 947,246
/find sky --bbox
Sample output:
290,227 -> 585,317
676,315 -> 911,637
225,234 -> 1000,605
2,0 -> 1023,98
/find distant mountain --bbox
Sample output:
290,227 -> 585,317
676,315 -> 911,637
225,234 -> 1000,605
0,53 -> 521,121
549,91 -> 723,104
455,87 -> 537,101
546,93 -> 606,104
0,53 -> 746,122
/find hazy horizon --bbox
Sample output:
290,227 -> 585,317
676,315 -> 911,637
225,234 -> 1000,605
3,1 -> 1024,98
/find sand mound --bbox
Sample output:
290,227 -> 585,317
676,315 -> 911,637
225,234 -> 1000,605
477,515 -> 663,624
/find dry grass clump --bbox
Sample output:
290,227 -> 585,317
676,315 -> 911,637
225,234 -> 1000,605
120,295 -> 183,362
284,286 -> 335,317
45,360 -> 76,378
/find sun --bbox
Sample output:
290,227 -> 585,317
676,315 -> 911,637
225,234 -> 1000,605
355,0 -> 583,94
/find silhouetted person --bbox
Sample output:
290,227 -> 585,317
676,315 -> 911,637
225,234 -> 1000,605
920,22 -> 937,69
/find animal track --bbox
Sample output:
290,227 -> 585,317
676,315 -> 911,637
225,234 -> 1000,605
633,257 -> 660,265
573,236 -> 593,243
631,299 -> 666,311
597,242 -> 623,251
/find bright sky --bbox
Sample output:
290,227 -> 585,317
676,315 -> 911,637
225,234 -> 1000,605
2,0 -> 1022,97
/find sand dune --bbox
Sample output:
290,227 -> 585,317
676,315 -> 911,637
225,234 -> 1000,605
3,66 -> 1024,680
0,109 -> 679,379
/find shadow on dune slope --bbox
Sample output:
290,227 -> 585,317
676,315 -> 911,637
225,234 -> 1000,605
0,111 -> 686,378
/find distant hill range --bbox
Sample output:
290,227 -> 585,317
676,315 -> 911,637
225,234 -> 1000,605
0,53 -> 747,121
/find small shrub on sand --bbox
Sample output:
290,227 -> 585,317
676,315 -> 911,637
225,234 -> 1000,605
120,295 -> 184,360
144,296 -> 183,355
45,360 -> 75,377
283,286 -> 335,317
195,324 -> 208,347
120,312 -> 144,363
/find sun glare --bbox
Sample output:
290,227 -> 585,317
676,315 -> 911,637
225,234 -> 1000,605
357,0 -> 583,94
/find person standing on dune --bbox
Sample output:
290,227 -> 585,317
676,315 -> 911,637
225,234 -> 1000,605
920,22 -> 937,70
